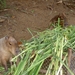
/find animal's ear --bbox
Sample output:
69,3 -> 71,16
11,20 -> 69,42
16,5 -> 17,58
5,36 -> 10,40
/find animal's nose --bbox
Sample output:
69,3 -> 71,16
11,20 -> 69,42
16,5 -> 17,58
16,49 -> 20,54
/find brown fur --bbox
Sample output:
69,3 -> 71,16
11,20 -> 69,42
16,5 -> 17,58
50,13 -> 68,28
0,36 -> 20,71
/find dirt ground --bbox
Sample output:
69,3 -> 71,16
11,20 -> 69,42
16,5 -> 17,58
0,0 -> 75,41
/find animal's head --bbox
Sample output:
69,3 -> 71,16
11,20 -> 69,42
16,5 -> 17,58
5,36 -> 20,56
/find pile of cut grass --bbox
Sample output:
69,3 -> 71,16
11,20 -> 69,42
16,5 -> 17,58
2,21 -> 75,75
10,25 -> 75,75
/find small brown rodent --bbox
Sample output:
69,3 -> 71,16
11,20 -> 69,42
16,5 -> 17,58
0,36 -> 20,71
50,13 -> 68,28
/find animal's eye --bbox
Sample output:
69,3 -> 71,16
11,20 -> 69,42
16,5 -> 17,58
9,42 -> 12,45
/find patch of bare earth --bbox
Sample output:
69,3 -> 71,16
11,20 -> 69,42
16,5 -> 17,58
0,0 -> 75,41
